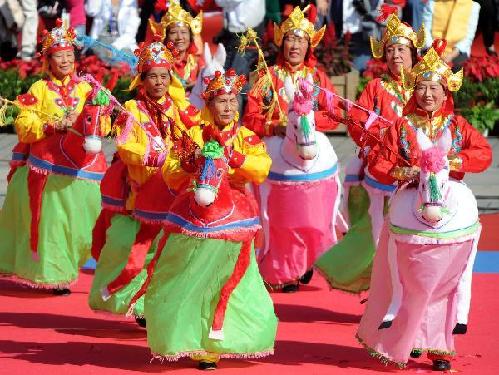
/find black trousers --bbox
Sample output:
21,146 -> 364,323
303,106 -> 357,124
476,0 -> 498,48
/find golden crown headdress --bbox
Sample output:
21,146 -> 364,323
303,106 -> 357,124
41,18 -> 78,55
150,2 -> 203,40
201,69 -> 246,101
274,5 -> 326,49
401,45 -> 463,92
370,13 -> 425,59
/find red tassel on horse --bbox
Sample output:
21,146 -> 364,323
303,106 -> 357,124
27,169 -> 48,258
106,224 -> 161,294
209,240 -> 252,340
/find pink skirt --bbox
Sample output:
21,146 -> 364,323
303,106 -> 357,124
356,225 -> 474,367
258,176 -> 339,286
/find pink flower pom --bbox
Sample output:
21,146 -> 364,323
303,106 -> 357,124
421,146 -> 447,173
293,79 -> 314,115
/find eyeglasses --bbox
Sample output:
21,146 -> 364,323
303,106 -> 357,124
283,36 -> 309,45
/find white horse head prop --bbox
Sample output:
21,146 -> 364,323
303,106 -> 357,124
414,128 -> 456,227
284,76 -> 318,160
190,43 -> 226,109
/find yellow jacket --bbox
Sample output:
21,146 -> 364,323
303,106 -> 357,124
116,96 -> 199,209
163,120 -> 271,192
14,74 -> 111,143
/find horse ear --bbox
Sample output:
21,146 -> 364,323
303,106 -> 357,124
204,42 -> 212,65
284,76 -> 295,103
213,43 -> 226,67
437,128 -> 452,153
416,128 -> 433,151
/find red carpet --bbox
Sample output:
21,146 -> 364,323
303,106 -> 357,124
478,213 -> 499,250
1,270 -> 498,375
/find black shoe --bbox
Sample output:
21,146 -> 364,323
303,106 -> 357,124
378,320 -> 392,329
410,349 -> 423,358
281,283 -> 299,293
432,359 -> 451,371
52,288 -> 71,296
452,323 -> 467,335
299,269 -> 314,285
135,317 -> 147,328
486,47 -> 498,57
198,361 -> 217,371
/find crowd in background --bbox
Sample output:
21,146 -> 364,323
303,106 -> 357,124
0,0 -> 498,72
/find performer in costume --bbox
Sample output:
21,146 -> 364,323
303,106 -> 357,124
244,5 -> 337,137
356,44 -> 492,371
0,19 -> 112,294
150,1 -> 204,90
88,36 -> 199,325
244,5 -> 341,292
131,69 -> 277,370
315,10 -> 425,293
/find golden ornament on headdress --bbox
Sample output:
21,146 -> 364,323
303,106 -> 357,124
150,2 -> 203,40
201,69 -> 246,101
370,13 -> 425,59
41,18 -> 78,55
400,48 -> 463,92
274,5 -> 326,48
128,38 -> 179,91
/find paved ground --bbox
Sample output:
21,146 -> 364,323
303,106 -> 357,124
1,133 -> 498,211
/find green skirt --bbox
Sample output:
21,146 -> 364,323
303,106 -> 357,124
88,214 -> 157,317
315,185 -> 378,293
145,234 -> 278,360
0,166 -> 100,288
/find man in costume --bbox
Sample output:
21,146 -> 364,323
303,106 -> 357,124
88,36 -> 199,325
131,69 -> 277,370
356,43 -> 492,371
316,10 -> 425,293
0,19 -> 111,293
150,1 -> 204,90
243,5 -> 341,292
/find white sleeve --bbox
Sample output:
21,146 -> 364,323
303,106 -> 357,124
214,0 -> 244,11
455,1 -> 481,56
421,0 -> 434,49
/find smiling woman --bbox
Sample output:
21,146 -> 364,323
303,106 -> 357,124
149,2 -> 204,90
48,49 -> 76,80
0,19 -> 112,294
357,46 -> 492,372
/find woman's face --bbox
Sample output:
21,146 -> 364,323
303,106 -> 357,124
166,24 -> 191,54
415,80 -> 447,113
49,49 -> 75,79
283,31 -> 309,67
385,43 -> 413,76
143,67 -> 171,99
208,93 -> 238,128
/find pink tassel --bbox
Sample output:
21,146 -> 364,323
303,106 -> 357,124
116,114 -> 134,144
325,90 -> 335,115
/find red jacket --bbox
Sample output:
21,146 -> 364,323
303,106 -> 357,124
243,63 -> 339,137
368,112 -> 492,185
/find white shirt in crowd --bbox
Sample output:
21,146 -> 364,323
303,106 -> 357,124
215,0 -> 265,33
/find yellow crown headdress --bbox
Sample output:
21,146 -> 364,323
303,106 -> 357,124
41,18 -> 78,55
274,5 -> 326,48
201,69 -> 246,101
370,13 -> 425,59
401,45 -> 463,92
150,2 -> 203,40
